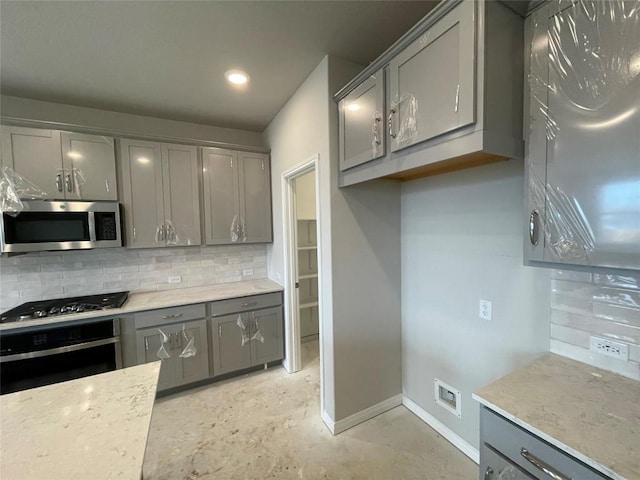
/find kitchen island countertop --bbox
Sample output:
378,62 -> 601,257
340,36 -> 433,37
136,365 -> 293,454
0,278 -> 283,333
0,362 -> 161,480
473,353 -> 640,480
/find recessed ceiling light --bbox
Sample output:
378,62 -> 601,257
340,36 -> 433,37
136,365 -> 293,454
225,69 -> 250,86
347,103 -> 360,111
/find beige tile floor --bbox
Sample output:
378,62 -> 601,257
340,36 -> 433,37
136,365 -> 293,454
143,341 -> 478,479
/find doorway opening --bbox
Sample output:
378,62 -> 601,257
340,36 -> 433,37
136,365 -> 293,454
281,154 -> 322,382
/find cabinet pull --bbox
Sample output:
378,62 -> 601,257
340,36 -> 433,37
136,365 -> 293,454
373,116 -> 382,146
218,325 -> 222,338
529,209 -> 540,246
144,338 -> 149,351
162,313 -> 183,319
484,467 -> 493,480
455,84 -> 460,113
521,448 -> 571,480
65,173 -> 72,192
56,174 -> 63,192
241,301 -> 258,307
155,226 -> 163,243
388,109 -> 397,139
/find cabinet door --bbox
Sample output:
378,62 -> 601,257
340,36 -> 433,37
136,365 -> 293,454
1,126 -> 63,198
210,314 -> 252,376
480,444 -> 533,480
250,307 -> 284,366
238,152 -> 272,243
118,139 -> 165,248
202,147 -> 240,245
339,69 -> 385,171
525,4 -> 640,270
162,143 -> 201,246
60,132 -> 117,201
136,327 -> 176,392
389,1 -> 475,152
173,319 -> 210,387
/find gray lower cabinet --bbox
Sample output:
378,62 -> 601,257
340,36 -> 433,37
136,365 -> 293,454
209,294 -> 284,376
480,407 -> 609,480
202,147 -> 272,245
135,318 -> 210,392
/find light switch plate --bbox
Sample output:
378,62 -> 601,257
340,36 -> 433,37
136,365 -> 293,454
243,269 -> 254,276
168,275 -> 182,284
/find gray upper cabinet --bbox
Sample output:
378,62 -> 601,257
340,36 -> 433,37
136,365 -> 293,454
60,132 -> 118,201
202,147 -> 272,245
119,139 -> 200,248
388,1 -> 475,152
336,0 -> 525,187
238,151 -> 272,243
1,126 -> 117,200
524,3 -> 640,271
339,69 -> 385,171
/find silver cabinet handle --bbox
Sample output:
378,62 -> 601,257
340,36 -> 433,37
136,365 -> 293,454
388,109 -> 397,139
145,337 -> 149,351
484,467 -> 493,480
521,448 -> 571,480
155,225 -> 163,243
65,173 -> 72,192
529,209 -> 540,246
161,313 -> 183,319
56,174 -> 63,192
455,84 -> 460,113
373,116 -> 382,145
241,301 -> 258,307
218,324 -> 222,338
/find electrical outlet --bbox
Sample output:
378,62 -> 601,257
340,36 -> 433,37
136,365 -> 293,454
479,299 -> 492,321
243,268 -> 254,276
168,275 -> 182,284
590,336 -> 629,360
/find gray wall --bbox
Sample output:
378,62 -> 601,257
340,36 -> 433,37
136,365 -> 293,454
264,55 -> 403,424
401,159 -> 550,450
1,95 -> 264,148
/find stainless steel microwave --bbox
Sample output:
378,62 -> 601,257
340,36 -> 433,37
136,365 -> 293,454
0,200 -> 122,253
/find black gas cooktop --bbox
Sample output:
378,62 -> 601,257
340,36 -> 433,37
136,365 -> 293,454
1,291 -> 129,323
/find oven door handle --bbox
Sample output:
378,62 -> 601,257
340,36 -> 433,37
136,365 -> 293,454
0,337 -> 120,363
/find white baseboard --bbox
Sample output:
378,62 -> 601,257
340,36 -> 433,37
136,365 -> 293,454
402,395 -> 479,464
322,394 -> 403,435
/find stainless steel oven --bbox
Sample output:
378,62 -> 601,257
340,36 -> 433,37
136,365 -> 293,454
0,200 -> 122,253
0,319 -> 122,394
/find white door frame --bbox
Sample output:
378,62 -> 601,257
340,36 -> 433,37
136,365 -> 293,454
281,153 -> 321,376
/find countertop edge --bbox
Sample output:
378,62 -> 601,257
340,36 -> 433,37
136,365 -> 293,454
0,280 -> 284,333
472,393 -> 628,480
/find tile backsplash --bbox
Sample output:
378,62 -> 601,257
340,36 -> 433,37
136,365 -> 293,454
0,245 -> 267,311
550,269 -> 640,380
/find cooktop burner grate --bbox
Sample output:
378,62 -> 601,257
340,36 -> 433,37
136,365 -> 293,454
1,291 -> 129,323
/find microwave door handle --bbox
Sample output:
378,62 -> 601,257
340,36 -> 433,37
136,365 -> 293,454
88,211 -> 97,242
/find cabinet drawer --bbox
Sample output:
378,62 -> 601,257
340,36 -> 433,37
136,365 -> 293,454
134,304 -> 205,329
481,407 -> 609,480
210,292 -> 282,317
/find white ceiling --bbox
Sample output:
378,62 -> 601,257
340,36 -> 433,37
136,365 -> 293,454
1,1 -> 438,132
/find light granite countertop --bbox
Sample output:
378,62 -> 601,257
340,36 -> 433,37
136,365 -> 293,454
473,354 -> 640,480
0,362 -> 161,480
0,279 -> 283,333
